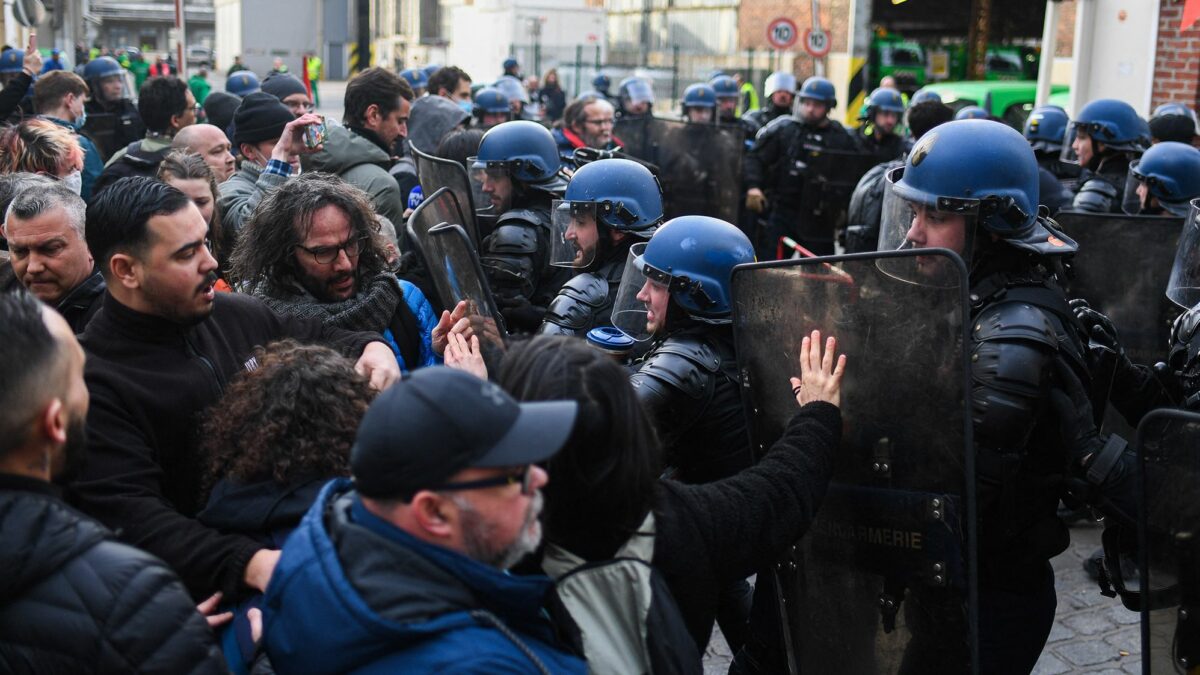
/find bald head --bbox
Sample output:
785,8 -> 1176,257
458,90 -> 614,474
172,124 -> 235,182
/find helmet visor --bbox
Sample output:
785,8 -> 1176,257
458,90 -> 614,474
467,159 -> 506,217
93,72 -> 132,105
611,242 -> 658,342
1166,199 -> 1200,310
1060,121 -> 1085,165
550,200 -> 599,268
877,167 -> 977,287
1124,159 -> 1192,217
622,80 -> 655,106
1123,161 -> 1150,215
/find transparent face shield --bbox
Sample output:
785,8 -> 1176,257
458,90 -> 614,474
93,73 -> 132,105
1166,199 -> 1200,310
550,200 -> 600,268
611,241 -> 659,342
621,80 -> 655,115
467,159 -> 510,218
1059,121 -> 1087,165
877,168 -> 977,287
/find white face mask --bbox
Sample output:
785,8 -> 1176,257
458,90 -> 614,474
61,170 -> 82,195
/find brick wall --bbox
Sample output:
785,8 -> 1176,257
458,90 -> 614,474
1152,0 -> 1200,108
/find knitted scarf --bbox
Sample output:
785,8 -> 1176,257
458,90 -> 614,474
251,271 -> 401,333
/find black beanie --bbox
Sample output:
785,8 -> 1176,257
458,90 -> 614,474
262,73 -> 309,101
233,92 -> 294,146
203,91 -> 242,132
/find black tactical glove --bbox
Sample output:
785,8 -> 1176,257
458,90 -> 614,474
1070,299 -> 1136,372
496,294 -> 546,332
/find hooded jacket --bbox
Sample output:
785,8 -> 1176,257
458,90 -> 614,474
263,480 -> 586,674
0,474 -> 225,674
303,125 -> 406,227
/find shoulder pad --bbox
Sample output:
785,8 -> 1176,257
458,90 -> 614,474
483,222 -> 540,255
633,336 -> 722,400
541,274 -> 610,332
973,301 -> 1059,349
497,207 -> 551,230
1071,176 -> 1120,213
757,115 -> 796,138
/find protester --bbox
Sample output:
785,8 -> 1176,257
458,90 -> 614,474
261,72 -> 314,117
497,333 -> 844,666
0,291 -> 226,674
553,94 -> 621,169
0,118 -> 84,187
219,93 -> 323,239
262,367 -> 586,674
304,67 -> 411,227
171,123 -> 236,183
158,150 -> 230,278
232,173 -> 443,374
202,90 -> 241,137
33,70 -> 103,199
428,65 -> 473,110
537,68 -> 566,123
189,66 -> 212,105
1,183 -> 103,332
198,339 -> 376,673
70,176 -> 400,601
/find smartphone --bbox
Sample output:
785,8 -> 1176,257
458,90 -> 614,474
303,117 -> 327,149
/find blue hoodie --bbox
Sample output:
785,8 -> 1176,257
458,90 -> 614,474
262,479 -> 586,674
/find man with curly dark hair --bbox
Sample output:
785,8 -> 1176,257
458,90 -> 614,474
196,339 -> 377,672
232,172 -> 458,373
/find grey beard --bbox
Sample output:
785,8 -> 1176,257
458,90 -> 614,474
454,491 -> 544,569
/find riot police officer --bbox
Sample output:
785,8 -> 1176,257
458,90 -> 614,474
742,71 -> 796,135
539,158 -> 661,337
1123,141 -> 1200,217
616,76 -> 654,118
1066,98 -> 1150,213
399,68 -> 429,98
681,83 -> 717,124
472,86 -> 511,129
710,75 -> 756,142
1023,105 -> 1077,213
614,214 -> 755,481
493,75 -> 531,121
954,105 -> 990,121
81,56 -> 145,161
471,120 -> 570,332
591,73 -> 618,108
743,76 -> 859,257
882,118 -> 1140,673
855,87 -> 908,165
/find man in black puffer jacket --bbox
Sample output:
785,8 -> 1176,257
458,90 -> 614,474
0,291 -> 225,674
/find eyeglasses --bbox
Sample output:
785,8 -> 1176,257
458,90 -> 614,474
433,466 -> 535,496
584,117 -> 615,127
295,236 -> 368,264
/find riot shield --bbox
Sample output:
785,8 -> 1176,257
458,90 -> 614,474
1137,408 -> 1200,674
1056,211 -> 1183,368
612,116 -> 742,223
407,188 -> 507,361
410,143 -> 481,246
732,249 -> 977,674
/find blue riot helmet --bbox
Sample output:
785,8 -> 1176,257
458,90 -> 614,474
879,119 -> 1075,285
910,89 -> 942,105
798,76 -> 837,106
710,75 -> 740,120
473,86 -> 511,128
592,73 -> 612,95
954,105 -> 990,121
863,87 -> 906,121
493,75 -> 529,120
226,71 -> 261,97
617,76 -> 654,116
612,216 -> 755,340
0,49 -> 24,87
1123,141 -> 1200,217
470,120 -> 566,213
1023,105 -> 1070,154
422,63 -> 441,78
400,68 -> 429,95
551,158 -> 663,268
1062,98 -> 1150,166
1149,103 -> 1200,144
502,57 -> 520,74
681,83 -> 716,124
83,55 -> 131,105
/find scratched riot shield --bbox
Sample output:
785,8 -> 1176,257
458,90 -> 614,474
732,249 -> 978,674
411,143 -> 482,246
407,187 -> 507,361
1056,211 -> 1182,367
1137,408 -> 1200,674
798,144 -> 881,227
612,116 -> 742,223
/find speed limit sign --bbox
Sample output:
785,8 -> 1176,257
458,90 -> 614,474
766,18 -> 799,50
803,27 -> 831,57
